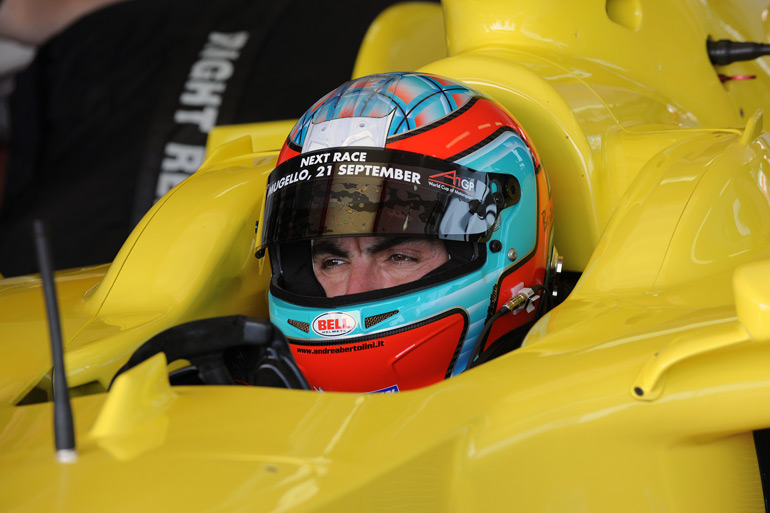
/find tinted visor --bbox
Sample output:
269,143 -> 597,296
260,147 -> 519,248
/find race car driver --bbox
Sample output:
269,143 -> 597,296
257,72 -> 557,393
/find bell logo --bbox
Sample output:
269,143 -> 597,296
312,312 -> 357,337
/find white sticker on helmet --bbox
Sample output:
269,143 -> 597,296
312,311 -> 357,337
302,111 -> 394,152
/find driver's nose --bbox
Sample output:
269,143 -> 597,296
343,261 -> 381,295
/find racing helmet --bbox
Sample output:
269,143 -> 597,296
257,72 -> 554,393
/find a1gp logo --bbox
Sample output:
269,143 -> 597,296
312,312 -> 357,337
429,170 -> 476,194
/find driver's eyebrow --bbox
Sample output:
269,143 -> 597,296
367,237 -> 412,254
312,240 -> 347,258
311,237 -> 412,258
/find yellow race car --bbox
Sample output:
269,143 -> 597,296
3,0 -> 770,511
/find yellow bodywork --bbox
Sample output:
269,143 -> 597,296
2,0 -> 770,511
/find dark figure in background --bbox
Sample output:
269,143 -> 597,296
0,0 -> 402,276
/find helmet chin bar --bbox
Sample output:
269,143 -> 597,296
285,308 -> 470,393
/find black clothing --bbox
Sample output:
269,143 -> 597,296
0,0 -> 400,276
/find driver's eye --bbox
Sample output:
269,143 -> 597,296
389,253 -> 414,263
320,258 -> 345,269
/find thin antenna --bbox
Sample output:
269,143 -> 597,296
33,219 -> 77,463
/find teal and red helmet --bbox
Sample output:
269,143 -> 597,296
258,72 -> 554,392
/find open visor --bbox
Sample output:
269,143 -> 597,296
259,147 -> 520,249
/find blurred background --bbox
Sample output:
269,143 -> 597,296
0,0 -> 406,277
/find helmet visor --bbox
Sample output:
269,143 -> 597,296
259,147 -> 519,249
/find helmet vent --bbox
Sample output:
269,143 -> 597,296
365,310 -> 399,328
287,319 -> 310,333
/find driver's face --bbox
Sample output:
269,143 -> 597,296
312,237 -> 449,297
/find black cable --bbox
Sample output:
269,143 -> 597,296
707,39 -> 770,66
465,285 -> 545,372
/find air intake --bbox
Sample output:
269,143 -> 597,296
365,310 -> 399,328
287,319 -> 310,333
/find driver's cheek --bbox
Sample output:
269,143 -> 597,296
372,262 -> 422,290
318,261 -> 382,297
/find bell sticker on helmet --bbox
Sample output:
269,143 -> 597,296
312,312 -> 357,337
